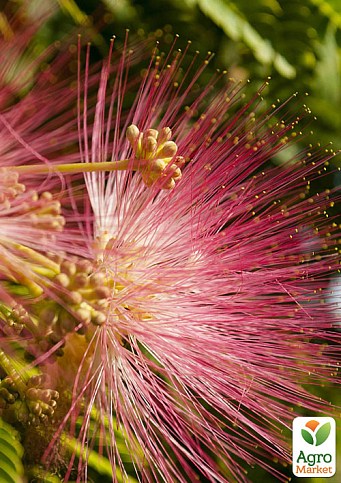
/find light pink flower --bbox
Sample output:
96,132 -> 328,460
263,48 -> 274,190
0,37 -> 339,482
41,39 -> 340,482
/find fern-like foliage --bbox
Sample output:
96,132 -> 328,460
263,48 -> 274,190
0,417 -> 24,483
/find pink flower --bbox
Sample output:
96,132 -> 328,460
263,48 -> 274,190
0,37 -> 340,482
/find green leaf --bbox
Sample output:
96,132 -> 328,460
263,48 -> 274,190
188,0 -> 296,77
315,422 -> 331,446
63,435 -> 139,483
314,26 -> 340,104
0,418 -> 24,483
309,0 -> 341,28
301,428 -> 314,445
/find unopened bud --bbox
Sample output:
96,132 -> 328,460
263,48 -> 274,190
158,141 -> 178,158
41,192 -> 53,201
48,390 -> 59,400
126,124 -> 140,144
74,273 -> 88,287
26,388 -> 39,400
152,159 -> 166,173
171,166 -> 182,180
76,259 -> 93,274
76,307 -> 92,324
162,178 -> 176,190
96,286 -> 111,299
144,136 -> 157,156
29,401 -> 42,416
90,272 -> 106,287
62,290 -> 82,305
55,273 -> 70,288
145,128 -> 158,139
91,311 -> 106,326
0,388 -> 15,404
158,127 -> 172,144
60,260 -> 77,276
39,391 -> 52,403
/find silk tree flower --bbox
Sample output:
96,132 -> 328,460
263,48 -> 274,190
0,53 -> 84,294
0,37 -> 340,483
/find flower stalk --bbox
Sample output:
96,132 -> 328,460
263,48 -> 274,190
10,125 -> 184,190
12,159 -> 132,175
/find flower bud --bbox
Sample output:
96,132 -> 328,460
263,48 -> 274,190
27,375 -> 45,388
62,290 -> 82,305
76,307 -> 92,324
126,124 -> 140,144
74,273 -> 89,288
60,260 -> 77,276
90,271 -> 106,287
158,127 -> 172,144
158,141 -> 178,158
171,166 -> 182,180
145,128 -> 158,139
0,388 -> 15,404
29,401 -> 42,416
162,178 -> 176,190
152,159 -> 166,173
48,390 -> 59,400
96,286 -> 111,299
142,135 -> 157,158
55,273 -> 70,288
26,388 -> 39,400
91,311 -> 106,326
76,259 -> 93,274
41,192 -> 53,201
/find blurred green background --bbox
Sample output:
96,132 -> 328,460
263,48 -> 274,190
30,0 -> 341,152
0,0 -> 339,482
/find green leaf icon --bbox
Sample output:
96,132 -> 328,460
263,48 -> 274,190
301,429 -> 314,445
315,422 -> 331,446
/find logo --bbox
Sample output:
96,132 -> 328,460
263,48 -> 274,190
301,419 -> 331,446
292,417 -> 336,477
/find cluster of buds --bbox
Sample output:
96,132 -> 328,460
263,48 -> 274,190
1,303 -> 31,335
0,168 -> 25,208
126,124 -> 185,189
17,190 -> 65,232
28,255 -> 112,358
0,374 -> 59,426
0,169 -> 64,234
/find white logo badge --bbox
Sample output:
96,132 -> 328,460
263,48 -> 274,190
292,417 -> 336,477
